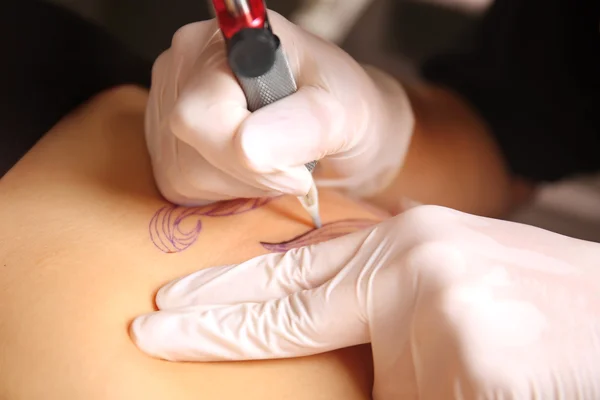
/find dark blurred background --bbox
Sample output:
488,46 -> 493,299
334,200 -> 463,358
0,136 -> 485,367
45,0 -> 484,74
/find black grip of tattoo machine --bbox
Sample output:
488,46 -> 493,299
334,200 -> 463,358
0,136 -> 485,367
226,28 -> 317,173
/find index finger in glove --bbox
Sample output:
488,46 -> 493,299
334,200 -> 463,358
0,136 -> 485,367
131,274 -> 370,362
154,224 -> 378,310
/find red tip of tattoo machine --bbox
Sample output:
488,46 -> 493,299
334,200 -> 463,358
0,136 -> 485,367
212,0 -> 268,40
210,0 -> 322,229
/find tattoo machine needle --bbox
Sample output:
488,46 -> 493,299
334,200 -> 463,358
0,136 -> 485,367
212,0 -> 322,228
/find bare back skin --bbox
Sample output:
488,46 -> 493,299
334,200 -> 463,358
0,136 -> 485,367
0,86 -> 385,400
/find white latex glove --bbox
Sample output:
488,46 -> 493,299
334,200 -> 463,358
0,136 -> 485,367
145,11 -> 414,206
132,205 -> 600,399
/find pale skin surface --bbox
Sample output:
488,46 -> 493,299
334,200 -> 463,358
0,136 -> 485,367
0,86 -> 384,400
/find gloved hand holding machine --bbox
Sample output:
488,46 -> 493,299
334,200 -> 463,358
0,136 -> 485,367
213,0 -> 321,227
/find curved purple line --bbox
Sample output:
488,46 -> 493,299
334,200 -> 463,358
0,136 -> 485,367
149,198 -> 272,253
260,219 -> 378,253
149,205 -> 203,253
150,207 -> 170,252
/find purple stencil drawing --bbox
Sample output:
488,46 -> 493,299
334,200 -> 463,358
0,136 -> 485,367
150,198 -> 272,253
149,206 -> 204,253
260,219 -> 378,252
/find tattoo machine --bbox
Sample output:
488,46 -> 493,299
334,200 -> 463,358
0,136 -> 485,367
211,0 -> 322,228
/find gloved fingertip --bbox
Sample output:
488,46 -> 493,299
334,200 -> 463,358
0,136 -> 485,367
155,264 -> 241,310
263,167 -> 313,197
130,313 -> 176,361
154,272 -> 200,310
155,284 -> 176,310
291,167 -> 315,196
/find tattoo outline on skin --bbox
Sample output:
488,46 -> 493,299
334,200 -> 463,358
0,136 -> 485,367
149,198 -> 379,254
149,198 -> 271,253
260,219 -> 378,252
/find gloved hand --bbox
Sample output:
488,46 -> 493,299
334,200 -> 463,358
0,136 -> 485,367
131,205 -> 600,399
145,11 -> 414,206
